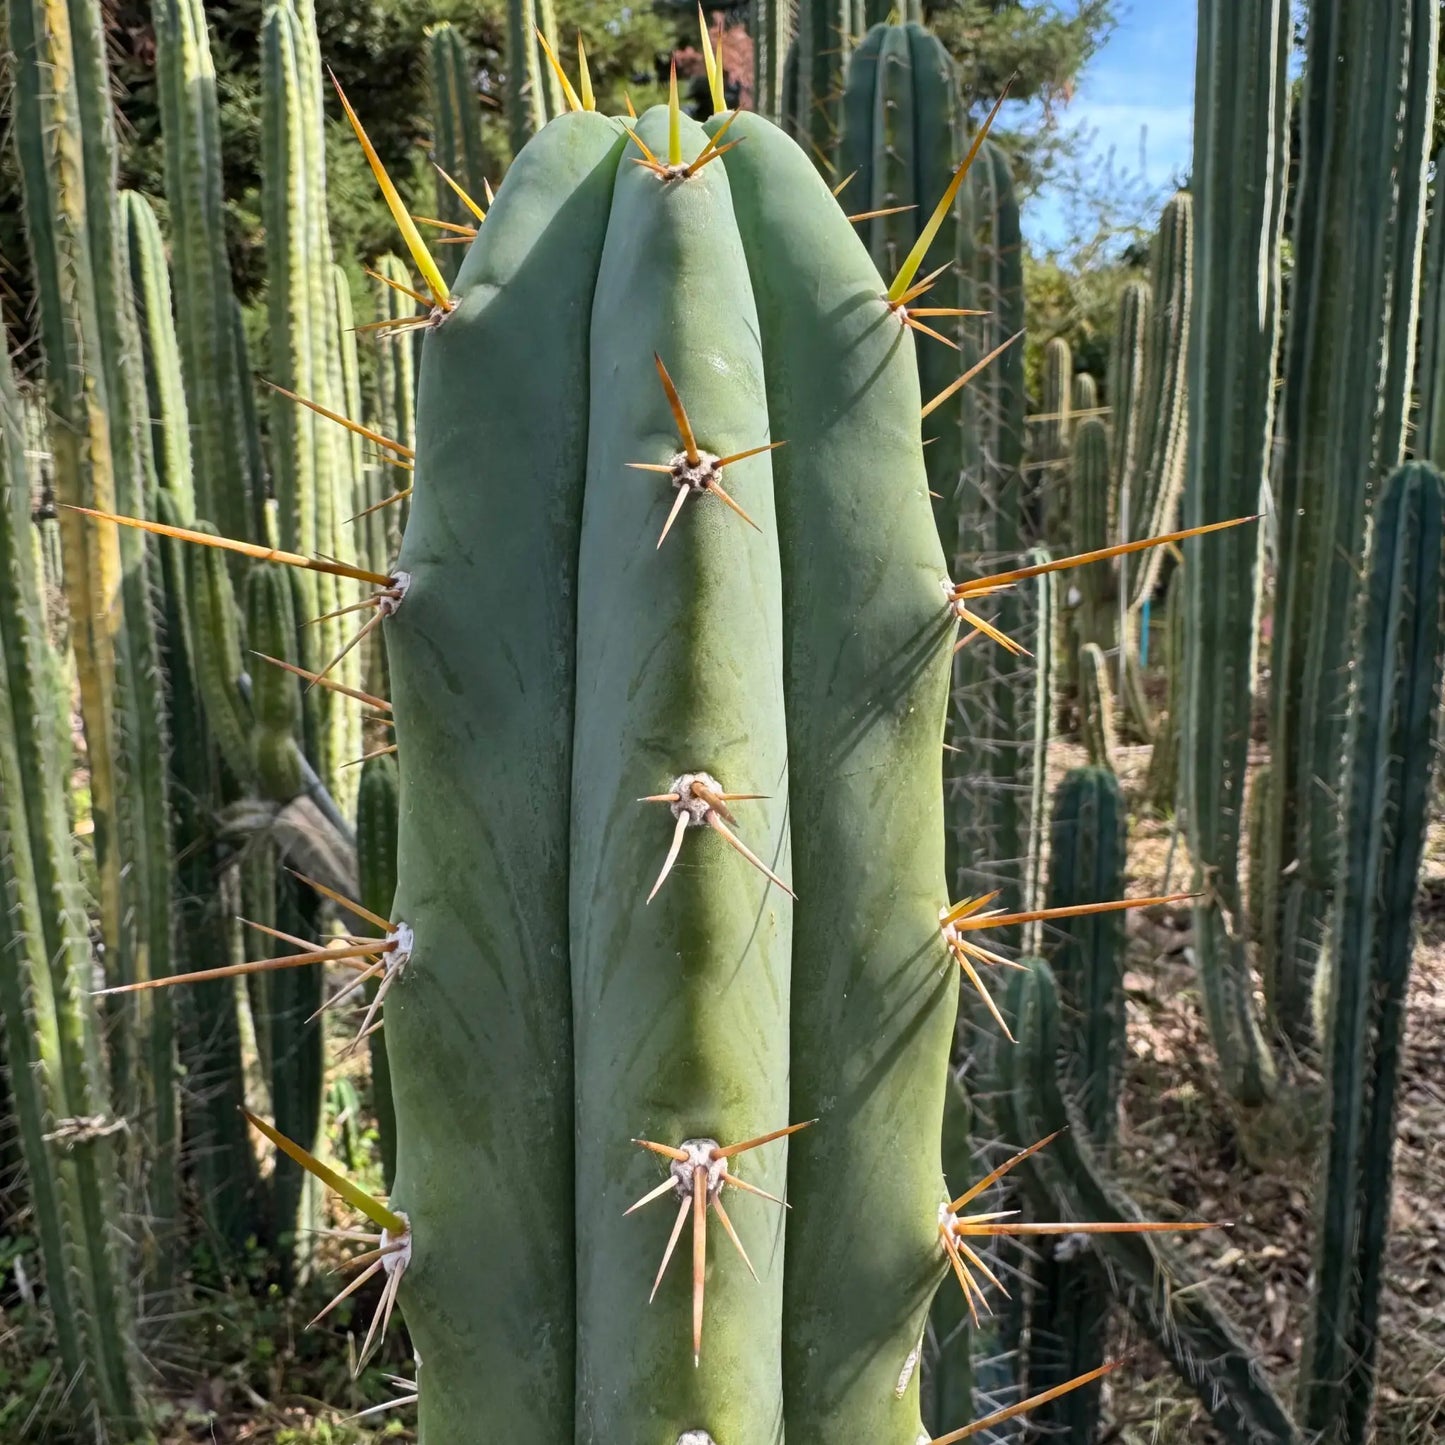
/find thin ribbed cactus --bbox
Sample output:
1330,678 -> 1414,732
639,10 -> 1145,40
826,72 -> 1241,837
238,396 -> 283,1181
1077,641 -> 1117,769
357,750 -> 400,1189
1071,370 -> 1097,415
1122,192 -> 1191,597
1300,461 -> 1445,1445
781,1 -> 855,169
1023,768 -> 1128,1438
507,0 -> 564,157
755,0 -> 796,127
262,0 -> 363,812
950,142 -> 1032,911
998,961 -> 1304,1444
1419,162 -> 1445,465
10,0 -> 128,1003
154,494 -> 261,1252
1038,336 -> 1072,545
0,333 -> 139,1430
1181,0 -> 1289,1107
153,0 -> 260,543
12,4 -> 181,1236
1145,562 -> 1184,812
427,23 -> 489,284
1262,0 -> 1438,1047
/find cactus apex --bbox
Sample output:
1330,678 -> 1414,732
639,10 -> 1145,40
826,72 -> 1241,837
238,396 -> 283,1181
642,774 -> 795,901
330,70 -> 452,313
627,1122 -> 813,1365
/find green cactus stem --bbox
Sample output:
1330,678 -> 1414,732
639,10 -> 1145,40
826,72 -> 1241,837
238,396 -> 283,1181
1262,0 -> 1437,1046
427,22 -> 489,282
1180,0 -> 1289,1106
1077,642 -> 1117,770
153,0 -> 260,543
0,332 -> 139,1429
997,960 -> 1304,1443
1300,461 -> 1445,1445
357,751 -> 400,1189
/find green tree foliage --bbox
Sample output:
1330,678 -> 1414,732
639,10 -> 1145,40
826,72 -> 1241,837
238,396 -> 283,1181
928,0 -> 1118,191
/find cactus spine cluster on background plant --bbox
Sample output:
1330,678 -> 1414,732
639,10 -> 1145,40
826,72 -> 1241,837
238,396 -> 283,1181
1261,0 -> 1437,1048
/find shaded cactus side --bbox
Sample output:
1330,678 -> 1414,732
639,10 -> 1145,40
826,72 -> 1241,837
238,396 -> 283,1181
1262,0 -> 1437,1048
1180,0 -> 1289,1107
1,330 -> 140,1430
1300,461 -> 1445,1445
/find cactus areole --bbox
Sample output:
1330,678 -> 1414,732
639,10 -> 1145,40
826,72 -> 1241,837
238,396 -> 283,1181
384,106 -> 957,1442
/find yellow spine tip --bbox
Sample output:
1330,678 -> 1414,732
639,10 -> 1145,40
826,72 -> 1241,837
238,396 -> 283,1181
668,59 -> 682,167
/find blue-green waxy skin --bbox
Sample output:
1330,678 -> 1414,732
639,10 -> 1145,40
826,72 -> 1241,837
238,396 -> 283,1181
571,108 -> 792,1444
713,111 -> 957,1445
386,112 -> 626,1442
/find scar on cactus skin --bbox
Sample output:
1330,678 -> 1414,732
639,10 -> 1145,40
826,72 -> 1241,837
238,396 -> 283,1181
627,353 -> 782,547
946,515 -> 1261,654
243,1109 -> 410,1372
330,73 -> 453,327
627,1121 -> 814,1365
641,773 -> 795,902
931,1360 -> 1125,1443
938,1132 -> 1217,1324
940,890 -> 1195,1039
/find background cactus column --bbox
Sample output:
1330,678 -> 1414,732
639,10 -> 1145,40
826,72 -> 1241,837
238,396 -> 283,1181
1261,0 -> 1437,1046
152,0 -> 261,543
427,22 -> 489,284
1300,461 -> 1445,1445
0,333 -> 139,1431
1179,0 -> 1288,1108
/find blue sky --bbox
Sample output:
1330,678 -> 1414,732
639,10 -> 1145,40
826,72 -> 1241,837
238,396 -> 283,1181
1021,0 -> 1199,251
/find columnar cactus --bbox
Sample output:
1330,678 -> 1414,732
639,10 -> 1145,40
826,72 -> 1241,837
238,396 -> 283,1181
1420,164 -> 1445,466
507,0 -> 564,156
427,21 -> 490,284
838,23 -> 1040,916
1038,335 -> 1073,545
262,0 -> 363,811
153,0 -> 261,543
0,334 -> 139,1428
1181,0 -> 1289,1107
1262,0 -> 1438,1045
996,961 -> 1303,1444
378,98 -> 962,1442
1022,768 -> 1128,1437
1300,461 -> 1445,1445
